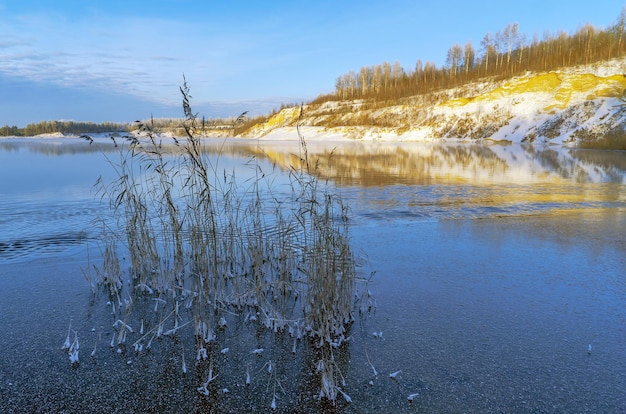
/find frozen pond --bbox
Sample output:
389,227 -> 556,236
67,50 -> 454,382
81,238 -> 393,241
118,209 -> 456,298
0,137 -> 625,412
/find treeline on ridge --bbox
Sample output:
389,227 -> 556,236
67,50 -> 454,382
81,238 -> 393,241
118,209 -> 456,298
0,120 -> 129,137
0,116 -> 248,137
319,9 -> 626,104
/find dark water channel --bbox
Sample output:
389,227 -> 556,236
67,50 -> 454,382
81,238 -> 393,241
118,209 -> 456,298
0,137 -> 625,412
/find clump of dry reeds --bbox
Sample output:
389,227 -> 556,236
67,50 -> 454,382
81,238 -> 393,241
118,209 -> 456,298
82,80 -> 367,406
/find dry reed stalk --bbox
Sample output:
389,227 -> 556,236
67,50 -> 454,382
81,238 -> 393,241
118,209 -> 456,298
83,81 -> 366,405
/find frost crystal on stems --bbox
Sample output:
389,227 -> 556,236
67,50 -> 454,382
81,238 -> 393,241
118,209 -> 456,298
84,84 -> 369,406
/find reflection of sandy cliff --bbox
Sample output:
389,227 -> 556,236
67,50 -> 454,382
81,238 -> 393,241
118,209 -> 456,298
4,137 -> 623,186
237,142 -> 626,187
260,143 -> 509,186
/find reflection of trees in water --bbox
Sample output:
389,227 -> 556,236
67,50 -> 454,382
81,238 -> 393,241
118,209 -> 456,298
0,139 -> 120,156
437,144 -> 509,174
528,146 -> 583,181
525,145 -> 626,183
247,142 -> 626,187
0,142 -> 20,152
247,143 -> 511,187
4,138 -> 624,185
569,149 -> 626,183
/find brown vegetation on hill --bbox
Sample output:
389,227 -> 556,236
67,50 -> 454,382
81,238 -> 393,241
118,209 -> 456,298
319,9 -> 626,105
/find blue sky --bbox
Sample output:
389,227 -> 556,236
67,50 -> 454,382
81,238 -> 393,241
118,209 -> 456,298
1,0 -> 625,126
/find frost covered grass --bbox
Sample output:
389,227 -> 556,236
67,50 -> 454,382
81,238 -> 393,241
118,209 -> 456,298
61,320 -> 80,365
80,81 -> 369,407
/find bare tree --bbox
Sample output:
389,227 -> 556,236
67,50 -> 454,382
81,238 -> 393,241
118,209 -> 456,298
372,64 -> 383,94
516,31 -> 528,68
504,23 -> 519,72
383,61 -> 392,94
575,24 -> 595,64
414,59 -> 423,74
335,76 -> 346,99
446,44 -> 463,78
612,7 -> 626,57
343,72 -> 356,99
358,66 -> 371,96
392,60 -> 405,89
463,41 -> 475,75
481,33 -> 495,75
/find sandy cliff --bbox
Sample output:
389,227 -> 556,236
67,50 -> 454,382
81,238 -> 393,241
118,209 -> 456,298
241,58 -> 626,145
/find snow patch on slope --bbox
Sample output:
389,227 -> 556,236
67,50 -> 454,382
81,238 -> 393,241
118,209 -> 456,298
241,58 -> 626,145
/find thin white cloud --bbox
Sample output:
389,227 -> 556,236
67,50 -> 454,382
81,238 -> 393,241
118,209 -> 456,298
0,11 -> 290,107
0,3 -> 362,120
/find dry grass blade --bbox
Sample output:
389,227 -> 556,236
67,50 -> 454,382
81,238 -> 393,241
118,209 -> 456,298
84,79 -> 369,406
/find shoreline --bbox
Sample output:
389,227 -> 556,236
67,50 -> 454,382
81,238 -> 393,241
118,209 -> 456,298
0,128 -> 578,146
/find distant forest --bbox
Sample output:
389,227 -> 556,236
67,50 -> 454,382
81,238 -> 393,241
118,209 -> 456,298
0,117 -> 242,137
317,8 -> 626,103
0,120 -> 129,137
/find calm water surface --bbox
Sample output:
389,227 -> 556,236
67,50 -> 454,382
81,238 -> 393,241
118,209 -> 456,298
0,136 -> 625,412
